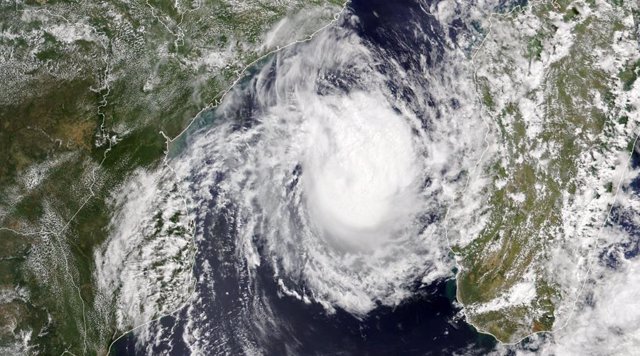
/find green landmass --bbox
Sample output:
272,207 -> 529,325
456,0 -> 639,343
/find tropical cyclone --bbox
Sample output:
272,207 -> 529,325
131,2 -> 491,348
169,24 -> 471,316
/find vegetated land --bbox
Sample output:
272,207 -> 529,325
456,0 -> 639,343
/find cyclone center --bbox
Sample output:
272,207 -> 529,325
302,91 -> 421,249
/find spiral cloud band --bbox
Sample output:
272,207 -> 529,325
166,17 -> 490,318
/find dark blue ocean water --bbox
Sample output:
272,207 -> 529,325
112,0 -> 499,354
